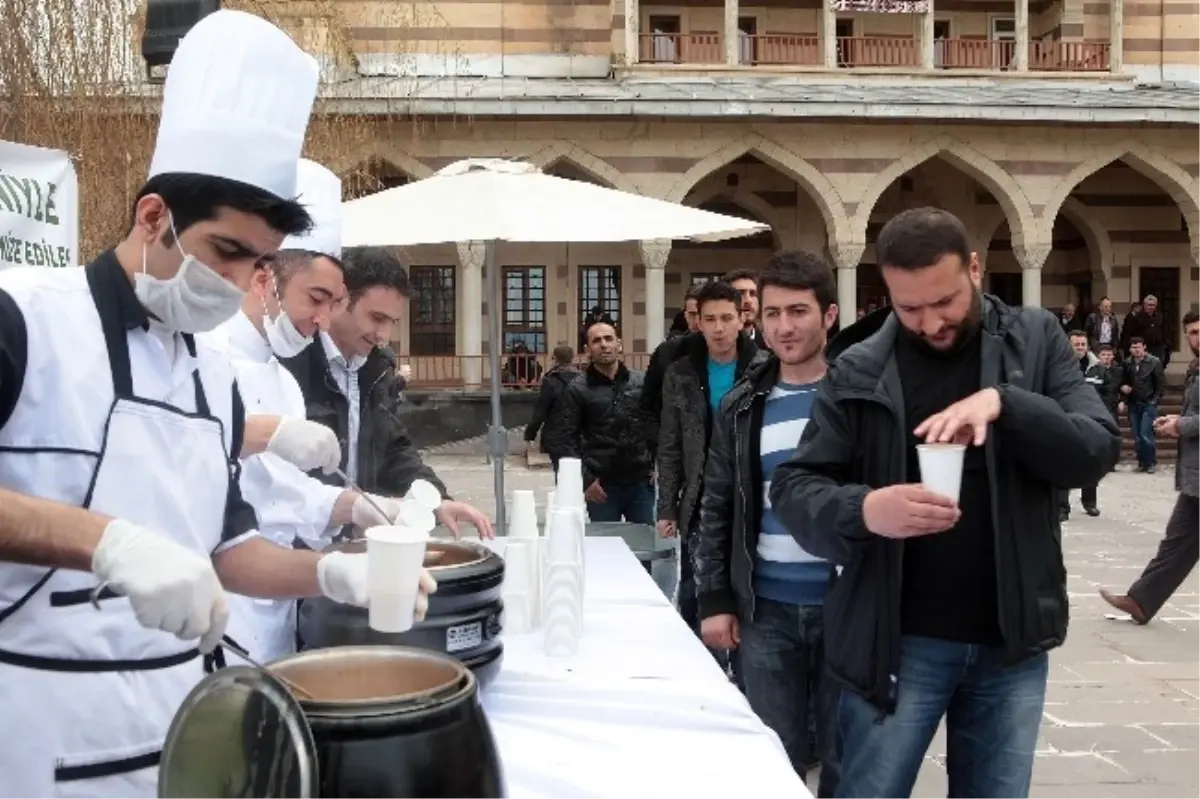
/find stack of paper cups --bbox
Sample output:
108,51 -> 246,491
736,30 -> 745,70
365,525 -> 429,633
542,507 -> 584,656
401,479 -> 444,535
553,459 -> 588,590
507,490 -> 541,625
501,539 -> 536,634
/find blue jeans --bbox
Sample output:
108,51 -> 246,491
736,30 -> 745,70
1129,402 -> 1158,468
740,598 -> 840,797
835,635 -> 1048,798
586,480 -> 655,525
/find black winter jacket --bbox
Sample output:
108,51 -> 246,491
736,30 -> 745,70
639,333 -> 695,456
281,341 -> 449,503
546,362 -> 652,487
768,297 -> 1120,714
1122,355 -> 1165,405
524,365 -> 579,455
694,355 -> 789,623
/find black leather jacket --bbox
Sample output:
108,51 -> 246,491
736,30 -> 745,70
766,298 -> 1119,714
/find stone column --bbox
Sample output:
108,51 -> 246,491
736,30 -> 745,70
1015,241 -> 1051,308
457,241 -> 485,387
1014,0 -> 1030,71
724,0 -> 741,65
641,239 -> 672,348
832,243 -> 865,329
821,0 -> 838,68
624,0 -> 639,66
920,0 -> 935,70
1109,0 -> 1124,72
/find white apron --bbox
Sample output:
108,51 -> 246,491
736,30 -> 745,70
0,278 -> 232,797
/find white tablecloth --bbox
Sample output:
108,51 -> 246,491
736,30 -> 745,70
480,537 -> 808,799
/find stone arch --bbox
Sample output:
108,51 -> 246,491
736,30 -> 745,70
328,145 -> 433,183
1041,142 -> 1200,258
852,137 -> 1038,251
664,134 -> 850,246
685,183 -> 786,250
528,142 -> 636,194
1058,196 -> 1113,284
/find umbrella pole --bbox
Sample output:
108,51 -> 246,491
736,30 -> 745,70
485,240 -> 507,536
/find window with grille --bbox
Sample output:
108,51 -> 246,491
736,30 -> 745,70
690,272 -> 724,286
409,266 -> 456,355
578,266 -> 621,350
503,266 -> 547,353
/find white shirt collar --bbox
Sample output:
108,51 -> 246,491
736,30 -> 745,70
321,331 -> 366,372
227,310 -> 274,364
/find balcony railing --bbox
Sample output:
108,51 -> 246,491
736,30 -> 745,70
398,353 -> 652,390
635,32 -> 1111,72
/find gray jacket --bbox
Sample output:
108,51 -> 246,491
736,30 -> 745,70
1178,361 -> 1198,497
656,333 -> 764,535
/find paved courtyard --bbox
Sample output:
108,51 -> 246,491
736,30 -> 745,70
426,454 -> 1199,798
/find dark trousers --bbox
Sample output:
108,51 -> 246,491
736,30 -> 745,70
1081,484 -> 1098,508
1129,402 -> 1159,468
740,598 -> 839,797
586,480 -> 655,525
1129,493 -> 1200,620
835,635 -> 1047,798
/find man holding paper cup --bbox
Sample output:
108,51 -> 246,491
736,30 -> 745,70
770,207 -> 1119,799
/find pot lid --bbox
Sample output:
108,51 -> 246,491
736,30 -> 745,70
158,665 -> 318,798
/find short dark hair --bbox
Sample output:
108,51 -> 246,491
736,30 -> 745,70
553,343 -> 574,365
757,250 -> 837,313
1130,336 -> 1145,346
1098,344 -> 1115,352
1069,329 -> 1088,339
1183,311 -> 1199,328
876,207 -> 971,271
271,249 -> 344,290
694,280 -> 741,313
720,268 -> 757,284
131,173 -> 312,239
340,246 -> 413,306
684,283 -> 704,302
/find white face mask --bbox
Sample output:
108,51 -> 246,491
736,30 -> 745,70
261,276 -> 313,358
133,217 -> 246,334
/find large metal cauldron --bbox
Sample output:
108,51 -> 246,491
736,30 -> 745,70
159,646 -> 506,797
299,540 -> 505,688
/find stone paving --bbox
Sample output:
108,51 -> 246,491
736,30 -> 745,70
424,453 -> 1199,798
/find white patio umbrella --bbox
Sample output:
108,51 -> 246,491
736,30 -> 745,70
340,158 -> 769,533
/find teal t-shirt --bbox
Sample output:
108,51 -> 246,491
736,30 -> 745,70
707,358 -> 737,411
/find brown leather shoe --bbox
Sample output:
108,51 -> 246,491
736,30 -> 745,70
1100,589 -> 1149,624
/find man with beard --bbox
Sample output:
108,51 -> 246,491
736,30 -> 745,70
723,268 -> 769,351
1126,294 -> 1170,367
1101,311 -> 1199,624
695,251 -> 840,795
549,322 -> 654,524
769,207 -> 1119,798
1085,296 -> 1122,357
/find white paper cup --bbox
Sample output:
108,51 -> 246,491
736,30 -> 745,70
916,444 -> 967,504
366,525 -> 429,633
503,539 -> 534,594
555,458 -> 586,510
405,480 -> 443,512
509,490 -> 539,539
396,502 -> 437,534
504,592 -> 535,634
547,508 -> 584,564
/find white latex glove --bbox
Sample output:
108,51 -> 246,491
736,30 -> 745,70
317,551 -> 438,620
266,417 -> 341,474
91,519 -> 229,654
398,364 -> 412,380
351,493 -> 403,528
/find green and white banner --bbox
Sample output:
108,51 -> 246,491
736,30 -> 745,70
0,139 -> 79,270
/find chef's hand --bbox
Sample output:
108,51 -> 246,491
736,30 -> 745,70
317,552 -> 438,620
266,417 -> 342,474
351,493 -> 404,527
91,519 -> 229,654
435,501 -> 495,540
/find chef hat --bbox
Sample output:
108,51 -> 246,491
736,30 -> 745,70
147,9 -> 319,201
280,159 -> 343,261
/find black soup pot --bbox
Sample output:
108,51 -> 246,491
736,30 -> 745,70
298,540 -> 505,688
159,646 -> 506,798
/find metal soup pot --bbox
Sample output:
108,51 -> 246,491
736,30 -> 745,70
298,540 -> 505,688
159,646 -> 506,798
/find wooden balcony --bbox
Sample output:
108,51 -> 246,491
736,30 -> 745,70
635,32 -> 1111,73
